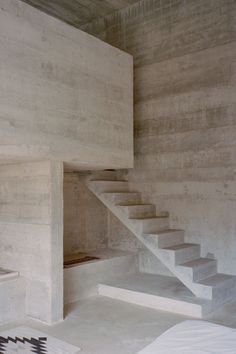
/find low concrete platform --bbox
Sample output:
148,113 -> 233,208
64,249 -> 138,304
98,273 -> 212,318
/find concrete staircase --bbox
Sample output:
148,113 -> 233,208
86,171 -> 236,315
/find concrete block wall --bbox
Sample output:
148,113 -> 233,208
0,0 -> 133,170
81,0 -> 236,275
0,161 -> 63,324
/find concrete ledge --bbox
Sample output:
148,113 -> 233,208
64,249 -> 138,304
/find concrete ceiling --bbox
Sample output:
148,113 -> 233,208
21,0 -> 138,27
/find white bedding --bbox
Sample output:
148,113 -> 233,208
137,320 -> 236,354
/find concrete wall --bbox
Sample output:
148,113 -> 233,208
22,0 -> 139,28
108,212 -> 142,252
64,173 -> 108,255
0,0 -> 133,170
82,0 -> 236,275
63,173 -> 144,256
0,161 -> 63,324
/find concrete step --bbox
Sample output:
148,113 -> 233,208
144,229 -> 185,248
131,217 -> 169,233
196,274 -> 236,303
90,170 -> 118,181
103,192 -> 142,205
89,180 -> 129,193
118,204 -> 156,218
160,243 -> 200,265
98,273 -> 212,318
178,258 -> 217,282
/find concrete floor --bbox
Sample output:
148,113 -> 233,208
1,295 -> 236,354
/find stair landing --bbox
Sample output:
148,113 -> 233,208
98,273 -> 213,318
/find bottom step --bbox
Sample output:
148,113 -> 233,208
98,273 -> 212,318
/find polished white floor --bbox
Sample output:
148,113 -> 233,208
1,295 -> 236,354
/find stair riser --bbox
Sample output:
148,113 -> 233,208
91,171 -> 117,180
124,205 -> 156,219
179,261 -> 217,283
144,232 -> 185,250
158,231 -> 185,248
161,246 -> 200,265
141,218 -> 169,234
212,280 -> 236,305
104,194 -> 141,205
133,218 -> 169,234
175,246 -> 200,264
193,284 -> 213,299
90,181 -> 129,193
193,262 -> 217,282
192,277 -> 236,301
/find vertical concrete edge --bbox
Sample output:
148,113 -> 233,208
50,160 -> 64,324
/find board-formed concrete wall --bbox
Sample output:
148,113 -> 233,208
0,0 -> 133,170
0,161 -> 63,324
82,0 -> 236,275
64,173 -> 108,255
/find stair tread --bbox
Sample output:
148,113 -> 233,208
90,180 -> 127,183
145,229 -> 183,235
121,204 -> 155,207
130,216 -> 168,220
103,192 -> 139,195
103,190 -> 131,193
180,258 -> 217,268
163,243 -> 199,251
197,273 -> 236,286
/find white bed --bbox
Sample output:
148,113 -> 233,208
137,320 -> 236,354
